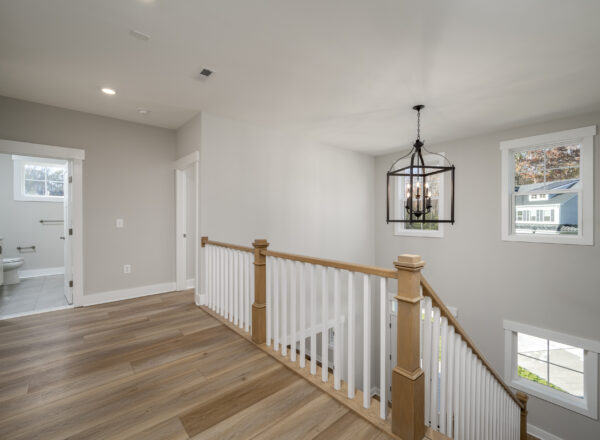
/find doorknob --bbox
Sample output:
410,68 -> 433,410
183,233 -> 187,238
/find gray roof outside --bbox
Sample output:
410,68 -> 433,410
515,179 -> 578,207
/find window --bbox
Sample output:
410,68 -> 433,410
13,155 -> 67,202
504,320 -> 599,418
394,153 -> 446,238
500,126 -> 595,245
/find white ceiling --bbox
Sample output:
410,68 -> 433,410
1,0 -> 600,155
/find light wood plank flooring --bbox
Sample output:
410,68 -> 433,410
0,290 -> 393,440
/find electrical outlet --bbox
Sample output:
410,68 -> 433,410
123,264 -> 131,274
116,218 -> 124,228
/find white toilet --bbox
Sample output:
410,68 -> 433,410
2,257 -> 25,285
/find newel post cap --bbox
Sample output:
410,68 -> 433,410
252,239 -> 269,249
200,236 -> 208,247
394,254 -> 425,271
516,391 -> 529,408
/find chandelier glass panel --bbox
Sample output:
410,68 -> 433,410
386,105 -> 456,224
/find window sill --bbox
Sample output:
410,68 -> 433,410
502,233 -> 592,246
14,195 -> 64,203
509,376 -> 596,419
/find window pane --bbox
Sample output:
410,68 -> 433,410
518,333 -> 548,360
514,149 -> 544,185
47,181 -> 64,196
549,365 -> 584,398
545,144 -> 580,169
513,192 -> 578,235
24,164 -> 46,180
46,167 -> 65,182
518,355 -> 548,381
25,180 -> 45,196
549,341 -> 584,373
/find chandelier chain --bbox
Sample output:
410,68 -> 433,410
417,108 -> 421,141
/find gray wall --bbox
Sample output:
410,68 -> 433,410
0,96 -> 176,295
194,112 -> 376,265
375,111 -> 600,439
0,153 -> 64,271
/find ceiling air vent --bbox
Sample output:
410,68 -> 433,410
199,68 -> 213,78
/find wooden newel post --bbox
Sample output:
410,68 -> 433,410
517,391 -> 528,440
200,236 -> 208,248
251,239 -> 269,344
392,254 -> 425,440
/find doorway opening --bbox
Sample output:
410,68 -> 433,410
0,139 -> 84,319
0,154 -> 73,318
175,152 -> 200,302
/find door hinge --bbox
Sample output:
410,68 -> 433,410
389,354 -> 392,360
68,176 -> 73,183
389,323 -> 391,328
69,228 -> 73,236
69,280 -> 73,288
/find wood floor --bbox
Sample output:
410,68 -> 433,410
0,290 -> 393,440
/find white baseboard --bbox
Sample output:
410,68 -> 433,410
81,282 -> 176,307
186,278 -> 195,289
196,293 -> 206,306
528,423 -> 563,440
19,267 -> 64,278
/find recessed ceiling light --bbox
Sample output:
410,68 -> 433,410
138,108 -> 150,115
101,88 -> 116,95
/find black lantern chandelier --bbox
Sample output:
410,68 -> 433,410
386,105 -> 455,224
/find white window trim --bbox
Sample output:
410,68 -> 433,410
500,125 -> 595,245
13,155 -> 67,202
503,319 -> 599,419
393,152 -> 446,238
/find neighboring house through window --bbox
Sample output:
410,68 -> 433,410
13,155 -> 67,202
500,126 -> 595,245
394,153 -> 446,238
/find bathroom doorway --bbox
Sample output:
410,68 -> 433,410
0,139 -> 84,318
174,152 -> 200,303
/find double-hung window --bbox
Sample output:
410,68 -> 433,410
13,155 -> 67,202
393,153 -> 446,238
504,320 -> 598,418
500,126 -> 595,245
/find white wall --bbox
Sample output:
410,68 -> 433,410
0,153 -> 64,273
0,96 -> 177,297
187,112 -> 376,265
375,110 -> 600,440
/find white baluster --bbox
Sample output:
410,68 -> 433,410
273,258 -> 280,351
431,307 -> 441,429
219,247 -> 224,316
458,341 -> 467,440
239,251 -> 244,329
233,251 -> 239,326
333,268 -> 341,390
299,262 -> 306,368
321,266 -> 329,382
362,274 -> 370,409
439,317 -> 448,434
245,252 -> 250,333
451,330 -> 459,438
469,355 -> 476,440
379,276 -> 386,420
347,271 -> 355,399
310,264 -> 317,375
475,360 -> 481,440
281,259 -> 288,357
422,297 -> 432,425
290,261 -> 297,363
266,256 -> 271,344
250,252 -> 254,331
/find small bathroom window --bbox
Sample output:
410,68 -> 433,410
13,155 -> 67,202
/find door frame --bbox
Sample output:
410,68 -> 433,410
174,151 -> 200,303
0,138 -> 85,307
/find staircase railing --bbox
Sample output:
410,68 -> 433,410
200,237 -> 528,440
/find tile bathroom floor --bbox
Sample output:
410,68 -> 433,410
0,274 -> 70,319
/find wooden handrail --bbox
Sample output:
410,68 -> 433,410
420,275 -> 525,411
262,249 -> 398,279
204,239 -> 254,253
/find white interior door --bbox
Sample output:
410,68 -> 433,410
175,169 -> 187,291
63,160 -> 73,304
